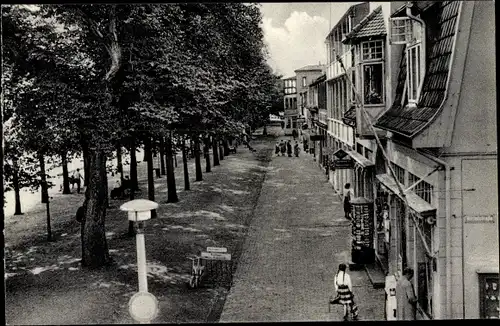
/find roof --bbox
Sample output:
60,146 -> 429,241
374,1 -> 461,138
344,6 -> 386,43
294,64 -> 325,72
283,76 -> 296,81
342,105 -> 357,128
326,2 -> 369,39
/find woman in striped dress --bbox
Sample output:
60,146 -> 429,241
334,263 -> 359,321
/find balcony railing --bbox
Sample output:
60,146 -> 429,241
326,51 -> 352,81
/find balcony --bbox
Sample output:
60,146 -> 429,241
326,51 -> 352,81
284,108 -> 299,117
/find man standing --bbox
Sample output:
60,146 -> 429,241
72,168 -> 84,194
343,183 -> 354,219
396,268 -> 417,320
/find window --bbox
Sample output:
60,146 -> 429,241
389,17 -> 412,44
362,40 -> 384,61
479,273 -> 500,319
390,15 -> 425,103
363,63 -> 384,105
390,162 -> 405,186
356,143 -> 363,155
408,172 -> 433,204
406,20 -> 424,103
302,77 -> 307,87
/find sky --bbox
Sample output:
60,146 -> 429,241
260,2 -> 361,78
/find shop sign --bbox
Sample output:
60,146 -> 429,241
334,159 -> 354,169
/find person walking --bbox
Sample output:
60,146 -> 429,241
294,141 -> 300,157
343,183 -> 354,219
280,140 -> 286,156
292,129 -> 298,140
72,168 -> 84,194
286,140 -> 292,157
275,142 -> 280,156
333,263 -> 359,321
396,268 -> 417,320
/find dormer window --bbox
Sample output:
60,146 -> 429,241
389,14 -> 426,104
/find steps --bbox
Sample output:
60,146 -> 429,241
364,262 -> 386,289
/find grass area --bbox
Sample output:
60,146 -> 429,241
5,133 -> 276,324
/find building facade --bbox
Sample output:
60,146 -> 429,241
306,74 -> 327,162
325,2 -> 371,195
283,76 -> 297,134
341,1 -> 497,320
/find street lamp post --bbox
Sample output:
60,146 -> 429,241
120,199 -> 159,324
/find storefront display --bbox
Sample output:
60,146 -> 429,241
480,274 -> 500,319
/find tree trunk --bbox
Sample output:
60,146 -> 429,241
219,141 -> 224,161
82,146 -> 90,187
174,150 -> 178,168
190,138 -> 195,159
45,188 -> 52,241
145,136 -> 157,218
116,144 -> 124,181
81,149 -> 110,268
39,153 -> 48,204
223,138 -> 230,156
159,137 -> 166,175
128,165 -> 135,237
182,137 -> 190,191
212,136 -> 220,166
194,137 -> 203,181
165,133 -> 178,203
61,151 -> 71,194
130,142 -> 139,191
12,158 -> 23,215
263,124 -> 268,135
204,138 -> 211,173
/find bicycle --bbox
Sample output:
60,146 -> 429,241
187,255 -> 205,289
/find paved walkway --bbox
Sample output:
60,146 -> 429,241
219,131 -> 385,322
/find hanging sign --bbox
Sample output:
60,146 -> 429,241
332,149 -> 354,169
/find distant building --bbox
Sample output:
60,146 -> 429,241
294,64 -> 325,133
283,76 -> 297,134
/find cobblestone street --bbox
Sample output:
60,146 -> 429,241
220,129 -> 385,322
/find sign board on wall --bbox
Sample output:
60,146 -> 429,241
464,215 -> 495,224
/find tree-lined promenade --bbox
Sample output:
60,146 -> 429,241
3,4 -> 284,267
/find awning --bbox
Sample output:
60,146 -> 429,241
376,174 -> 436,216
347,150 -> 374,168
